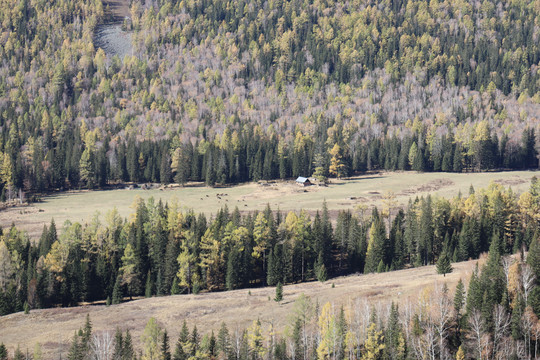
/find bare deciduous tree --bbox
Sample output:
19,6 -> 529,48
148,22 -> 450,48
520,264 -> 535,304
433,284 -> 452,360
501,256 -> 513,285
492,304 -> 510,360
468,310 -> 489,360
90,331 -> 114,360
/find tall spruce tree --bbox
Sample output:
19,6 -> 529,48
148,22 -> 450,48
162,330 -> 171,360
436,252 -> 452,276
123,330 -> 135,360
364,210 -> 386,273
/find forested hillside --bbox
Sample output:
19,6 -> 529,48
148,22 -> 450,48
1,0 -> 540,197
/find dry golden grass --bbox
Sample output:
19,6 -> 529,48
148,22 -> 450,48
1,170 -> 538,239
0,258 -> 482,359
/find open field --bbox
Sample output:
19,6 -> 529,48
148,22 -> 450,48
0,257 -> 481,358
1,170 -> 538,238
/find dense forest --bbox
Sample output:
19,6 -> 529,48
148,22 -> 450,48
1,0 -> 540,198
2,237 -> 539,360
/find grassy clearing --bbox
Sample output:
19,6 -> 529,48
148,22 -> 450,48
0,258 -> 481,358
1,170 -> 538,238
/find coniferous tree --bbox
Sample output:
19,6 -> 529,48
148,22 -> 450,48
173,338 -> 186,360
274,282 -> 283,302
436,252 -> 452,276
160,153 -> 172,184
226,247 -> 241,290
364,210 -> 386,273
217,322 -> 230,358
418,196 -> 434,265
81,314 -> 92,353
454,279 -> 465,319
0,344 -> 6,360
315,252 -> 327,282
453,145 -> 463,172
123,330 -> 135,360
162,330 -> 171,360
112,275 -> 123,304
113,328 -> 123,360
466,265 -> 483,314
384,302 -> 406,360
527,236 -> 540,279
67,333 -> 82,360
191,326 -> 200,356
175,144 -> 192,186
145,271 -> 153,298
480,234 -> 505,324
13,346 -> 23,360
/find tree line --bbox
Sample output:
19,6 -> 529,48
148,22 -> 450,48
3,234 -> 539,360
1,117 -> 539,199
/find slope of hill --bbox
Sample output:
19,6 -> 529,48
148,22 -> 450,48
0,258 -> 480,358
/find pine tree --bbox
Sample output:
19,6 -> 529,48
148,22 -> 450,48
454,279 -> 465,318
436,252 -> 452,276
274,282 -> 283,302
217,322 -> 230,358
0,344 -> 6,360
161,330 -> 171,360
142,318 -> 162,360
33,343 -> 42,360
384,303 -> 405,360
13,346 -> 23,360
67,333 -> 82,360
79,148 -> 96,189
173,338 -> 186,360
481,234 -> 505,311
466,265 -> 483,314
267,244 -> 283,286
376,259 -> 385,273
113,328 -> 123,360
171,278 -> 180,295
226,247 -> 241,290
418,196 -> 433,265
123,330 -> 135,360
315,252 -> 327,282
173,322 -> 190,359
175,148 -> 189,186
145,271 -> 153,298
453,145 -> 463,172
362,323 -> 385,359
527,236 -> 540,279
160,153 -> 172,184
112,275 -> 123,304
81,314 -> 92,353
329,144 -> 347,178
191,326 -> 200,356
364,214 -> 386,273
120,243 -> 141,299
412,145 -> 425,172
